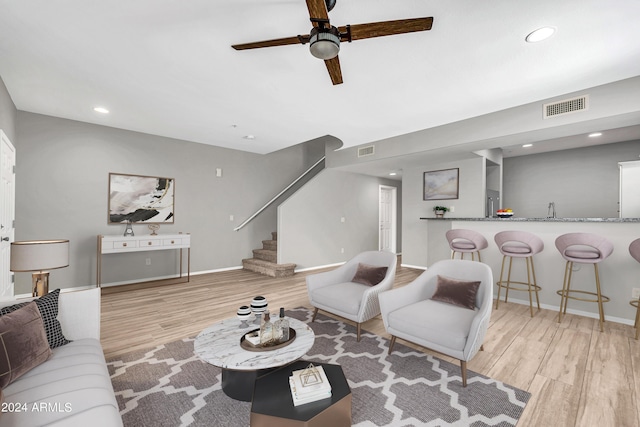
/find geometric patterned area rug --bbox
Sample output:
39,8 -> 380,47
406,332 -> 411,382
107,307 -> 530,427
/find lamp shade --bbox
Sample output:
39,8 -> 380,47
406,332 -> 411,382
10,240 -> 69,272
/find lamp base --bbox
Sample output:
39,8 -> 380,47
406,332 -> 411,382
32,272 -> 50,297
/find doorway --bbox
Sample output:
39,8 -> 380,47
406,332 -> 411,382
379,185 -> 397,253
1,130 -> 16,298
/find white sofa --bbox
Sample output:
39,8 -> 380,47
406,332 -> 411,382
0,288 -> 122,427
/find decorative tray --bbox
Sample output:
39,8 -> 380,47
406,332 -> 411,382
240,328 -> 297,352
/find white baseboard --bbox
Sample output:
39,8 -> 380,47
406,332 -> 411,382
498,296 -> 636,326
400,263 -> 428,270
295,262 -> 345,273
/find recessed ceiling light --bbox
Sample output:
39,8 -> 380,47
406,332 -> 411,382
243,135 -> 255,140
588,132 -> 602,138
525,26 -> 556,43
522,144 -> 533,148
389,172 -> 397,176
93,106 -> 109,114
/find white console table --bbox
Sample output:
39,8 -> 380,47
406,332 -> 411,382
96,233 -> 190,287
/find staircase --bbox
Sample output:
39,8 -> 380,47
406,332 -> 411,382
242,232 -> 296,278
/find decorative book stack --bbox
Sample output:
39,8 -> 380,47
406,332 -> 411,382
288,364 -> 332,406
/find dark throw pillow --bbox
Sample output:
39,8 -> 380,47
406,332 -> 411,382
352,263 -> 389,286
0,302 -> 52,388
431,275 -> 481,310
0,289 -> 71,349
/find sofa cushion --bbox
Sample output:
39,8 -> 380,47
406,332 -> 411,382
431,275 -> 480,310
0,289 -> 70,349
0,302 -> 52,388
352,263 -> 388,286
311,282 -> 369,315
387,299 -> 478,351
2,338 -> 121,427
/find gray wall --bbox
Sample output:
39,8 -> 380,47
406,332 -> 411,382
278,169 -> 401,269
401,157 -> 485,268
0,75 -> 17,143
503,140 -> 640,218
14,112 -> 326,293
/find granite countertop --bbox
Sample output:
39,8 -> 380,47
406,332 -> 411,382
419,217 -> 640,222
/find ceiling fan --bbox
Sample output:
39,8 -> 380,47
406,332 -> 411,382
231,0 -> 433,85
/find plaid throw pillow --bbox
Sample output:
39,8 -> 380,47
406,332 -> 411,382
0,289 -> 71,349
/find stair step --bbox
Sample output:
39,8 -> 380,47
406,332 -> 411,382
271,231 -> 277,241
242,258 -> 296,278
262,240 -> 277,251
253,249 -> 277,263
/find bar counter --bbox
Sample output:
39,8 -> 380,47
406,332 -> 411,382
419,217 -> 640,325
420,217 -> 640,223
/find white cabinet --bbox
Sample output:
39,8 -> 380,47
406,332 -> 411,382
97,233 -> 190,286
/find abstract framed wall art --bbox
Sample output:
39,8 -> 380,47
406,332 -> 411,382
423,168 -> 459,200
108,173 -> 175,223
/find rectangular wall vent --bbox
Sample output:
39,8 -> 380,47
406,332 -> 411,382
358,145 -> 375,157
543,95 -> 589,118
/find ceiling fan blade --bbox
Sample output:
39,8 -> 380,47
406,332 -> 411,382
232,35 -> 310,50
324,56 -> 343,85
339,17 -> 433,41
306,0 -> 329,24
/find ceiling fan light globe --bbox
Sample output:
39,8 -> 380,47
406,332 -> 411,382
309,26 -> 340,60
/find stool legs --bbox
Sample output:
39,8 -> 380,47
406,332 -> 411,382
495,255 -> 540,317
557,261 -> 607,332
632,300 -> 640,340
594,264 -> 605,332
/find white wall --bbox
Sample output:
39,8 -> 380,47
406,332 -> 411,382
278,169 -> 401,270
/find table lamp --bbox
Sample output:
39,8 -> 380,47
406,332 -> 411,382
10,240 -> 69,296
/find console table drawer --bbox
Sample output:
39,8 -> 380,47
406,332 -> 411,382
163,238 -> 183,246
111,240 -> 138,250
140,239 -> 163,248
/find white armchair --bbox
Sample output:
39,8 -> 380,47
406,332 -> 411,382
379,259 -> 493,386
306,250 -> 397,341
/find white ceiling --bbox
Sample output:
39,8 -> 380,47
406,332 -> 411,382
1,0 -> 640,155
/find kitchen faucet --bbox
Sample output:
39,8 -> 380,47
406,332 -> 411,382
547,202 -> 556,218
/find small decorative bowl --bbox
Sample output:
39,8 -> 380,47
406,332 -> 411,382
496,212 -> 514,218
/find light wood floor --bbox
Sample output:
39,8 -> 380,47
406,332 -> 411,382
101,262 -> 640,427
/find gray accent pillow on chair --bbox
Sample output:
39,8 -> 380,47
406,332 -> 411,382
431,275 -> 480,310
352,263 -> 388,286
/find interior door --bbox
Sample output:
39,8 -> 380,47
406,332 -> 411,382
379,186 -> 396,253
0,130 -> 16,298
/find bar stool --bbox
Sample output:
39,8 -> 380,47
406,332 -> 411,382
445,229 -> 488,262
555,232 -> 614,332
494,231 -> 544,317
629,238 -> 640,340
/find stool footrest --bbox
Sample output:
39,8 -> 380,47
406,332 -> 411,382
496,281 -> 541,293
556,289 -> 610,304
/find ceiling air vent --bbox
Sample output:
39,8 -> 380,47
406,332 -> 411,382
358,145 -> 375,157
543,95 -> 589,119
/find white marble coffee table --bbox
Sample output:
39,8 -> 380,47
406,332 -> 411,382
194,316 -> 315,401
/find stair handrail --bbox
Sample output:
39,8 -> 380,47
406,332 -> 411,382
233,156 -> 325,231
